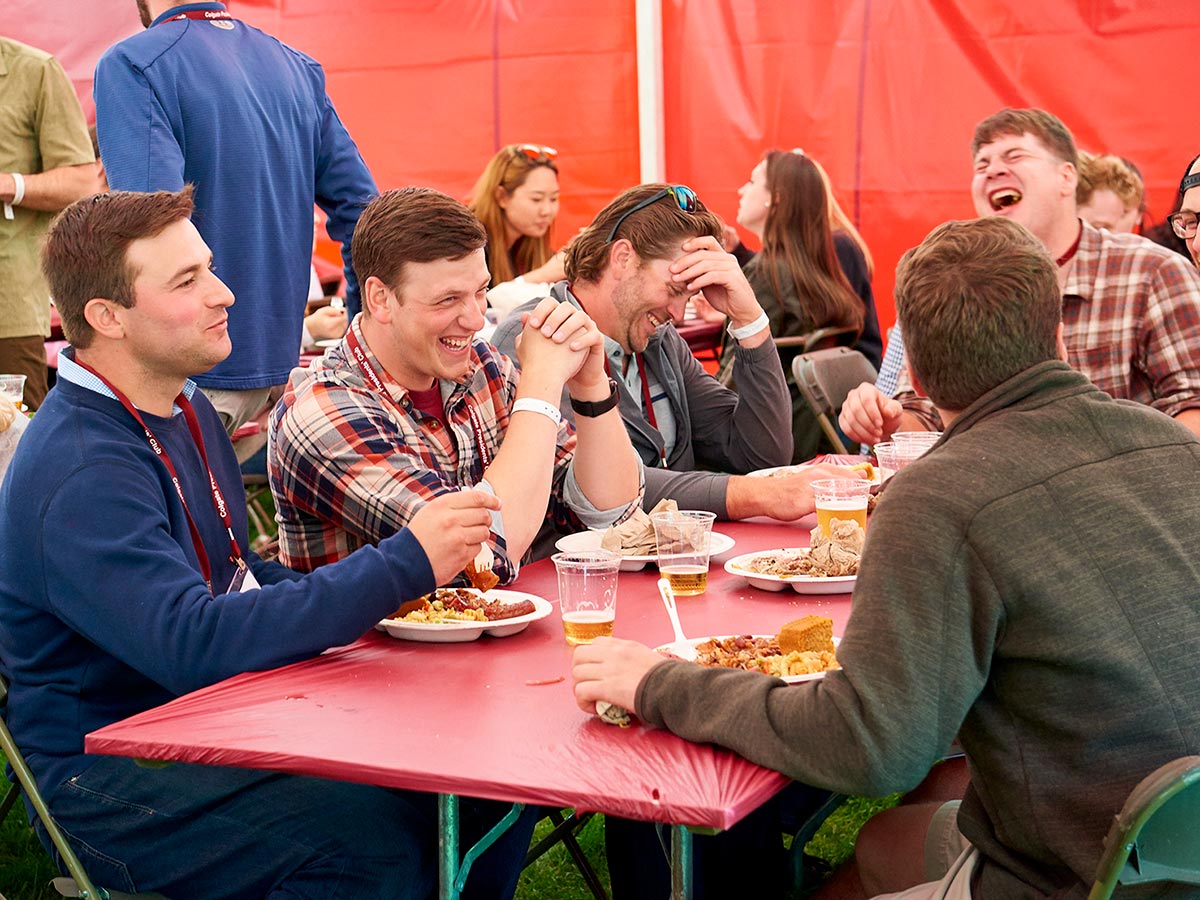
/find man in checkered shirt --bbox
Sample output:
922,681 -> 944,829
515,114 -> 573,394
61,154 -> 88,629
268,188 -> 644,581
840,108 -> 1200,444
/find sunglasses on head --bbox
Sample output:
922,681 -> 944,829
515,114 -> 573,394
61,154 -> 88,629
603,185 -> 699,243
514,144 -> 558,162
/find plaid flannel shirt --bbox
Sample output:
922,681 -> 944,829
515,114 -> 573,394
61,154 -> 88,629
891,222 -> 1200,423
268,318 -> 639,581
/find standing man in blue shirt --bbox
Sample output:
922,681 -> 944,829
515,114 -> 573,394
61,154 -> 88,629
95,1 -> 378,433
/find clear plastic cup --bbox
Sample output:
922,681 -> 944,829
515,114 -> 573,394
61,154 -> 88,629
651,510 -> 716,596
810,478 -> 871,537
0,374 -> 27,406
551,550 -> 621,645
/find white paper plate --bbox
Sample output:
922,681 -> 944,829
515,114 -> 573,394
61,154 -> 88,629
375,590 -> 551,642
655,634 -> 840,684
723,550 -> 856,595
313,338 -> 342,349
554,530 -> 736,571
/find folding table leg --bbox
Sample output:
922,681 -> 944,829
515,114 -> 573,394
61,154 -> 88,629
439,793 -> 527,900
439,794 -> 459,900
670,825 -> 693,900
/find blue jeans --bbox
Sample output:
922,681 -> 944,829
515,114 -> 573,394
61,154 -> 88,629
39,758 -> 536,900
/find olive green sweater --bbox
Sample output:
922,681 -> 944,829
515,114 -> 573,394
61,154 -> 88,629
638,361 -> 1200,898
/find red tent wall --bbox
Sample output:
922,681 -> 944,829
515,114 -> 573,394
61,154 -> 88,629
662,0 -> 1200,329
10,1 -> 1199,330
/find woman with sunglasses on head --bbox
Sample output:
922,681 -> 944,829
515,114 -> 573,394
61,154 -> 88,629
716,149 -> 880,461
468,144 -> 566,317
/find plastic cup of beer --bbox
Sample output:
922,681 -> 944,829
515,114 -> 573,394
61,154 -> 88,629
650,510 -> 716,596
0,374 -> 26,407
551,550 -> 621,646
810,478 -> 871,538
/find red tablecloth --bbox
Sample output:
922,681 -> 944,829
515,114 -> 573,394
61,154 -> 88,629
86,519 -> 851,830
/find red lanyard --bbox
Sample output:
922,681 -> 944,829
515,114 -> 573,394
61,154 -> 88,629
1056,222 -> 1084,268
344,328 -> 492,469
74,361 -> 244,591
605,354 -> 668,468
155,9 -> 233,25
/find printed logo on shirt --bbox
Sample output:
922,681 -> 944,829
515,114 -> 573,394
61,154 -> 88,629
211,20 -> 235,29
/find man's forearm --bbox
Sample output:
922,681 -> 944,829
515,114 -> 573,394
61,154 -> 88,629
1,164 -> 101,213
568,399 -> 642,510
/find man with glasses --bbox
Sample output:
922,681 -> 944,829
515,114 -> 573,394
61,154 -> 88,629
493,183 -> 848,521
1171,153 -> 1200,268
840,108 -> 1200,442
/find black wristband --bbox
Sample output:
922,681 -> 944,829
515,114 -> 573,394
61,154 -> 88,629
569,378 -> 620,418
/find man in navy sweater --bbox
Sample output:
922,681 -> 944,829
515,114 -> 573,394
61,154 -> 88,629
94,1 -> 378,434
0,188 -> 531,898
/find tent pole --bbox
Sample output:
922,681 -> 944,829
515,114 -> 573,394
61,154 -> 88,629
635,0 -> 664,183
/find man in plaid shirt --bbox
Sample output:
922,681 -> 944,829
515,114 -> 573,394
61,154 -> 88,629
269,188 -> 643,581
840,108 -> 1200,443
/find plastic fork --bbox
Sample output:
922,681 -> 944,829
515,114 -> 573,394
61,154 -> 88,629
473,542 -> 494,575
657,577 -> 698,661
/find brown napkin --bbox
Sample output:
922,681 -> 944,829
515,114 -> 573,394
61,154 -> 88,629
800,519 -> 864,576
600,498 -> 678,555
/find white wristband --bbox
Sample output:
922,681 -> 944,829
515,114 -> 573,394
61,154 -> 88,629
511,397 -> 562,426
10,173 -> 25,206
727,310 -> 769,341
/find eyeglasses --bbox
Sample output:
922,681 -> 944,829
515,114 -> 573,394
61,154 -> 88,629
514,144 -> 558,162
603,185 -> 698,243
1168,210 -> 1200,240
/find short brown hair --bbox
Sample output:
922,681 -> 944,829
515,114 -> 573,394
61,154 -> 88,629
42,187 -> 195,348
564,184 -> 723,283
352,188 -> 487,295
895,217 -> 1061,411
972,108 -> 1078,168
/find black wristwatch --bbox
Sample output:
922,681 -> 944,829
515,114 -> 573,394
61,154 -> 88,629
570,378 -> 620,417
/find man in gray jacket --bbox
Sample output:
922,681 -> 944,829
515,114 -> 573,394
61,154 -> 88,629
574,216 -> 1200,899
493,183 -> 848,519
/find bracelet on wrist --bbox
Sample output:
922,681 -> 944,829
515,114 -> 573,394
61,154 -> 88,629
726,310 -> 770,341
511,397 -> 562,426
569,377 -> 620,418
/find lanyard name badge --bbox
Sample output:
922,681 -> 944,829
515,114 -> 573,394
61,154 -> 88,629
75,361 -> 252,594
155,9 -> 234,24
344,327 -> 493,471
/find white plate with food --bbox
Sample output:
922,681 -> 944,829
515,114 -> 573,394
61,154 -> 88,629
554,529 -> 736,571
655,634 -> 841,684
747,462 -> 880,485
376,588 -> 552,642
724,549 -> 856,595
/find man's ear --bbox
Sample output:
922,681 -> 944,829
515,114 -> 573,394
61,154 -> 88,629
362,275 -> 395,323
82,298 -> 127,340
608,239 -> 637,280
1060,161 -> 1078,199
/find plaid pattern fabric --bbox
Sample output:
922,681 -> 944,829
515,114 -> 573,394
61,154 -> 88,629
1061,223 -> 1200,418
268,318 -> 582,582
891,223 -> 1200,422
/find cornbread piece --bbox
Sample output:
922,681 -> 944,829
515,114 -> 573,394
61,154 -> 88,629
778,615 -> 834,655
